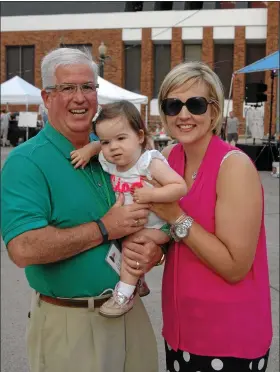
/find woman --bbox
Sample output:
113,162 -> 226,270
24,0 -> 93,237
152,62 -> 272,372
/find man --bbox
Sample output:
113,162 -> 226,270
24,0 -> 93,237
1,48 -> 164,372
226,111 -> 239,145
1,109 -> 11,146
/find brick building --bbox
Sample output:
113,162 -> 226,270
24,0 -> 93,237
1,1 -> 279,134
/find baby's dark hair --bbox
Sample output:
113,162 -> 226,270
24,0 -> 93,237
94,100 -> 148,149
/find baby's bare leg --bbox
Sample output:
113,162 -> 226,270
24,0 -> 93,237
120,227 -> 169,286
119,229 -> 145,286
120,257 -> 140,285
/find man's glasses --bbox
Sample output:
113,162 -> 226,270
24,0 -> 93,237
45,83 -> 99,96
161,97 -> 213,116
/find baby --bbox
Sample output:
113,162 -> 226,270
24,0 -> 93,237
71,100 -> 187,318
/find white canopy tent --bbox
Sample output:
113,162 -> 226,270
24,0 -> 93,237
1,76 -> 43,140
0,76 -> 43,106
97,76 -> 149,125
97,76 -> 148,105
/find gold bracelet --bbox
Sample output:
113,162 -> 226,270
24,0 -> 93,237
156,253 -> 166,266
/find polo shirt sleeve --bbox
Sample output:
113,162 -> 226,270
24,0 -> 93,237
1,154 -> 51,246
89,133 -> 99,142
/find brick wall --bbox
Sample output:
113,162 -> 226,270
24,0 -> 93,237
140,28 -> 153,124
233,27 -> 246,134
202,27 -> 214,69
171,28 -> 183,69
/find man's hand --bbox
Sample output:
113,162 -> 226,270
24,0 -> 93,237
122,234 -> 163,276
101,194 -> 150,240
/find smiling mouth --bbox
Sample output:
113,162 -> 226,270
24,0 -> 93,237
69,109 -> 88,116
177,124 -> 196,130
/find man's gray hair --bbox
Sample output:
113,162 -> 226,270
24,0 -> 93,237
41,47 -> 99,88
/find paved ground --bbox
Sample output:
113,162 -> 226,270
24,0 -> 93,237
1,146 -> 279,372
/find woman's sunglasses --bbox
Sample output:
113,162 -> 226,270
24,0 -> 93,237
161,97 -> 213,116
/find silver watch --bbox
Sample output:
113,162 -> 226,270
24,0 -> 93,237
170,215 -> 194,242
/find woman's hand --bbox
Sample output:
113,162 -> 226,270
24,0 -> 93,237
142,177 -> 184,224
122,234 -> 163,277
151,201 -> 183,225
132,186 -> 154,203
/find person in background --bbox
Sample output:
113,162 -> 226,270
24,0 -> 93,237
1,48 -> 163,372
38,103 -> 48,127
140,61 -> 272,372
226,110 -> 239,145
1,109 -> 11,146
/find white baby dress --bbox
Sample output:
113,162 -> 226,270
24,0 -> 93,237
99,150 -> 168,229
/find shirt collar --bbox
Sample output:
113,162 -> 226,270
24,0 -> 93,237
42,121 -> 90,160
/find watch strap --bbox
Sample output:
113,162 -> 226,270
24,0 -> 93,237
96,219 -> 109,244
170,215 -> 194,241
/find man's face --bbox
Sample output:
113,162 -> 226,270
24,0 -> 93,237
42,64 -> 97,138
229,111 -> 234,118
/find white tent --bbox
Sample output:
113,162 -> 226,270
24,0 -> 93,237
0,76 -> 43,106
97,76 -> 148,104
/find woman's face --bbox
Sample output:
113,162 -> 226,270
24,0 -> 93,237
164,80 -> 215,145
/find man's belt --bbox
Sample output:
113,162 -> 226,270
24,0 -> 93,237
40,294 -> 111,308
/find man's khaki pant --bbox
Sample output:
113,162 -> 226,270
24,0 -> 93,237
26,293 -> 158,372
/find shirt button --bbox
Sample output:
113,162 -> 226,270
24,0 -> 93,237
98,183 -> 102,187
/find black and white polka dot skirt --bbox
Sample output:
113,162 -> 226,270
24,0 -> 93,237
165,341 -> 270,372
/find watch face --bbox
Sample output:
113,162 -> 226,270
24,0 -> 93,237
175,224 -> 187,239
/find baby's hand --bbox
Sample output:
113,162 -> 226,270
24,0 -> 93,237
70,149 -> 91,169
132,187 -> 154,203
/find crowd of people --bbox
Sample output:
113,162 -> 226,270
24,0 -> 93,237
1,47 -> 272,372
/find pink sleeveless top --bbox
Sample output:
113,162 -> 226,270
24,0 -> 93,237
162,135 -> 272,358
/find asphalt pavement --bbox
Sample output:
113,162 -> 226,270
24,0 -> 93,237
1,146 -> 279,372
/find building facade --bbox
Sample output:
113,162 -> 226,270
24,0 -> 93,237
1,1 -> 279,134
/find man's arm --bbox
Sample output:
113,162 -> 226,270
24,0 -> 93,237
2,155 -> 150,268
8,223 -> 103,268
7,194 -> 151,268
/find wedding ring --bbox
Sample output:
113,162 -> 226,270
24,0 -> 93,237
134,219 -> 140,226
136,261 -> 140,270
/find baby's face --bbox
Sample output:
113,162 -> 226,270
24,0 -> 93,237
96,115 -> 144,171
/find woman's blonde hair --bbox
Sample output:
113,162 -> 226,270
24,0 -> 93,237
158,61 -> 224,135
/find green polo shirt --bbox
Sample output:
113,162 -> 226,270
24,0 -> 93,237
1,123 -> 118,298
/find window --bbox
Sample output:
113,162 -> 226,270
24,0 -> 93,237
125,2 -> 143,11
184,44 -> 202,62
153,44 -> 171,97
60,43 -> 92,54
6,46 -> 35,84
124,44 -> 141,93
245,43 -> 266,86
214,44 -> 234,97
185,2 -> 204,10
155,2 -> 173,10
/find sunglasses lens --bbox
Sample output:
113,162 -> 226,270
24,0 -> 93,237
161,99 -> 183,116
187,97 -> 208,115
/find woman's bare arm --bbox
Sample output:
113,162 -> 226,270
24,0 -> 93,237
152,154 -> 262,283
